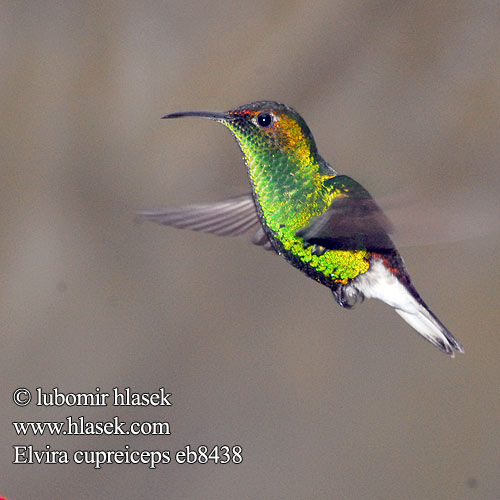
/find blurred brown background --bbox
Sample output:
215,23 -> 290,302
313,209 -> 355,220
1,1 -> 499,499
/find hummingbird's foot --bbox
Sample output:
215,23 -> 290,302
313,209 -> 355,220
332,284 -> 364,309
311,244 -> 327,256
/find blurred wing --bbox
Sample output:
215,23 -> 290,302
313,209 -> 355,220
378,189 -> 500,248
139,193 -> 273,249
296,175 -> 395,252
251,226 -> 275,251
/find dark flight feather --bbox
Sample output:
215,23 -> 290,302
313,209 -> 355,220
297,175 -> 395,252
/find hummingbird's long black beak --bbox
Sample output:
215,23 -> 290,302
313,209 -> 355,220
161,111 -> 233,121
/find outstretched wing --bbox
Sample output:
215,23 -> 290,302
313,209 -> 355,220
296,175 -> 395,252
138,193 -> 273,249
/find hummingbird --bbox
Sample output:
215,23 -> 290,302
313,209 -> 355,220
140,101 -> 464,356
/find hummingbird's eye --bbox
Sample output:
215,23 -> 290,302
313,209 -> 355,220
256,112 -> 273,129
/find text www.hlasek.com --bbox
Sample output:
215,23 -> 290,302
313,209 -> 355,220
13,416 -> 170,436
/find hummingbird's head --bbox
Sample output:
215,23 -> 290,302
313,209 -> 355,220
163,101 -> 319,168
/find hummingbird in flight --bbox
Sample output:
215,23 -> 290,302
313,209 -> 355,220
141,101 -> 464,356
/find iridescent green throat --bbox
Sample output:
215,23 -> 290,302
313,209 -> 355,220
225,121 -> 370,284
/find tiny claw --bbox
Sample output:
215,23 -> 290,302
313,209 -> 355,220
332,286 -> 364,309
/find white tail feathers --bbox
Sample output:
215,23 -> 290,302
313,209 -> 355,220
354,258 -> 464,355
395,307 -> 464,356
